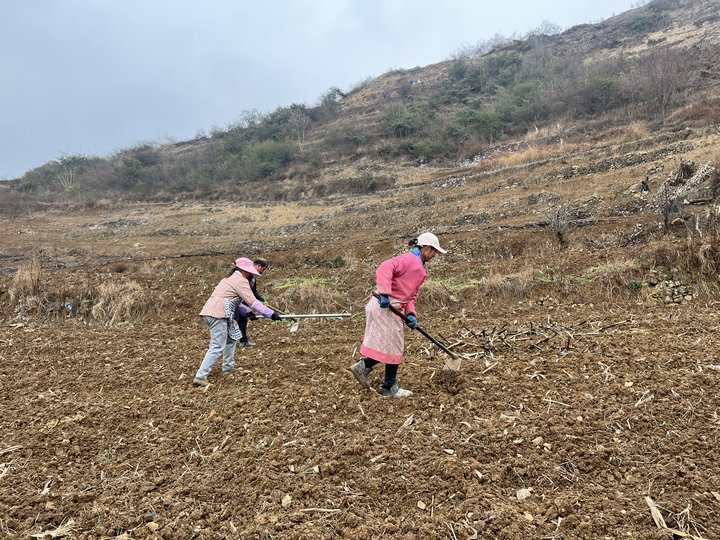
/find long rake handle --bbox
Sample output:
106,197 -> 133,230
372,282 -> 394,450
278,313 -> 351,319
266,304 -> 297,323
372,293 -> 459,359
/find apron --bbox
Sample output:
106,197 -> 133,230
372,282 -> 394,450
359,296 -> 405,364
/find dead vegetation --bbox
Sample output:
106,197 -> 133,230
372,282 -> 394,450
7,253 -> 41,305
90,280 -> 153,324
269,277 -> 351,313
5,258 -> 154,324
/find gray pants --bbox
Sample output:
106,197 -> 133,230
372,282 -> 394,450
195,316 -> 237,379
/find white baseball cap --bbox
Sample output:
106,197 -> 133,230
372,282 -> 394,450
417,232 -> 447,254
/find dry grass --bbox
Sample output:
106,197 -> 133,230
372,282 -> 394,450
417,279 -> 461,309
8,254 -> 41,304
270,277 -> 350,313
7,254 -> 48,321
6,256 -> 103,320
620,120 -> 650,141
581,259 -> 645,299
91,280 -> 153,325
524,123 -> 563,142
419,270 -> 540,308
484,141 -> 587,169
138,259 -> 172,274
476,268 -> 539,302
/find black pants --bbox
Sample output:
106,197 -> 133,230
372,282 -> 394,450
362,357 -> 398,389
236,314 -> 250,344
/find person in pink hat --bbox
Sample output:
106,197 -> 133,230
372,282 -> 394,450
193,257 -> 281,386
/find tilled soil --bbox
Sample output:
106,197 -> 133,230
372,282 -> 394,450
2,300 -> 719,539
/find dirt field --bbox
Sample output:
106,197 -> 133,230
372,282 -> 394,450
2,279 -> 719,539
2,129 -> 720,539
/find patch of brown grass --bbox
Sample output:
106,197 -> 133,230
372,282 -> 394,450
620,121 -> 650,141
484,141 -> 587,169
581,260 -> 645,300
417,270 -> 539,309
91,280 -> 153,324
475,268 -> 538,302
270,277 -> 350,313
8,254 -> 41,304
523,124 -> 563,142
417,280 -> 457,309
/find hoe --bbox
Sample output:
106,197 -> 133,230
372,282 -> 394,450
267,306 -> 351,333
372,293 -> 462,371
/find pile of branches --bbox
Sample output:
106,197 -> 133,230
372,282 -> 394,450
423,317 -> 634,362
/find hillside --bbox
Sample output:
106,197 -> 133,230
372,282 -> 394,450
5,0 -> 720,208
2,1 -> 720,538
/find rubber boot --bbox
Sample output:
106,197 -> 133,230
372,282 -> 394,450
349,359 -> 373,390
377,383 -> 413,398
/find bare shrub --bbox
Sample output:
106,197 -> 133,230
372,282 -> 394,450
0,189 -> 40,218
547,202 -> 576,249
656,170 -> 688,234
627,47 -> 692,124
675,166 -> 720,284
91,280 -> 152,324
667,97 -> 720,127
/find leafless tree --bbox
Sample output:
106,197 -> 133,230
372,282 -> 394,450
547,202 -> 575,250
630,47 -> 690,124
451,33 -> 515,59
289,105 -> 311,151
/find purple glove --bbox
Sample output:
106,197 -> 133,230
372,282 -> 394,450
235,304 -> 253,317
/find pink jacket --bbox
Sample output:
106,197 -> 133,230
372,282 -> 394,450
200,271 -> 273,319
375,251 -> 426,315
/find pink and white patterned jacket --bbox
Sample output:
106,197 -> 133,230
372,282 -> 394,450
200,271 -> 273,319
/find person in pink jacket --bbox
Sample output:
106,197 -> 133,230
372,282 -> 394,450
350,232 -> 447,397
193,257 -> 281,387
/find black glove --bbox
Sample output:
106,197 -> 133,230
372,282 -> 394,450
270,311 -> 282,321
248,312 -> 258,321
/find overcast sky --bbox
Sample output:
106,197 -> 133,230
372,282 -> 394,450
0,0 -> 638,179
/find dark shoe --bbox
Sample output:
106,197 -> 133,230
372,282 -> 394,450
349,360 -> 373,390
377,383 -> 413,398
241,340 -> 256,348
222,368 -> 238,375
193,377 -> 210,387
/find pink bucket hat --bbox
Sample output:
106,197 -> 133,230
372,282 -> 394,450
235,257 -> 260,275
